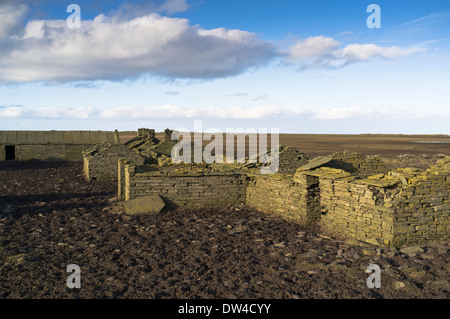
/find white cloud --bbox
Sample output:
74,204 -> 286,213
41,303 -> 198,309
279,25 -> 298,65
98,105 -> 300,119
165,90 -> 180,95
2,104 -> 427,121
223,92 -> 248,97
0,105 -> 93,119
338,44 -> 425,63
0,8 -> 276,83
158,0 -> 189,14
0,105 -> 25,117
0,3 -> 28,39
0,104 -> 304,120
287,36 -> 339,62
308,106 -> 429,120
252,95 -> 269,101
309,106 -> 386,120
337,31 -> 354,37
0,3 -> 427,83
286,36 -> 426,70
31,106 -> 94,119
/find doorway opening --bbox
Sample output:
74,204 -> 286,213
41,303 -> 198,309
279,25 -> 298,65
5,145 -> 15,160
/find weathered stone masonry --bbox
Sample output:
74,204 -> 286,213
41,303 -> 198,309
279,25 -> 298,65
119,155 -> 450,247
83,143 -> 145,181
311,158 -> 450,246
246,173 -> 321,224
0,130 -> 119,161
122,164 -> 247,209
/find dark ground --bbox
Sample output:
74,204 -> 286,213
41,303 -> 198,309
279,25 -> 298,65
0,161 -> 448,299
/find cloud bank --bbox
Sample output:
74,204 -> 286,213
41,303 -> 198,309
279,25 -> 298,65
0,104 -> 423,121
0,3 -> 425,83
0,3 -> 276,83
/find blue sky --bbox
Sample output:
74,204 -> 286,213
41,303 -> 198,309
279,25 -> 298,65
0,0 -> 449,133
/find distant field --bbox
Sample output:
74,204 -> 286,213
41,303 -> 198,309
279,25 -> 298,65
119,132 -> 450,157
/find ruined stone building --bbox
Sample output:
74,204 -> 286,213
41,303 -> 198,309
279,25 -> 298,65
118,151 -> 449,247
83,128 -> 179,182
83,143 -> 145,181
0,130 -> 119,161
75,128 -> 448,247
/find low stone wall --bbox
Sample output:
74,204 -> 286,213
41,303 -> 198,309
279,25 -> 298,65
123,164 -> 247,208
312,160 -> 450,246
0,130 -> 119,162
15,144 -> 88,161
246,173 -> 320,224
326,151 -> 389,178
311,168 -> 396,246
118,159 -> 129,201
117,155 -> 449,247
277,147 -> 309,174
390,159 -> 450,245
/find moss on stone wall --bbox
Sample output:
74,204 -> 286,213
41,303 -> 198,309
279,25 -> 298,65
118,152 -> 449,247
315,158 -> 449,246
124,164 -> 247,208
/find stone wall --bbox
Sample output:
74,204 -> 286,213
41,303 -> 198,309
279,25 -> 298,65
389,158 -> 450,245
325,151 -> 389,178
117,153 -> 449,247
277,147 -> 309,174
0,130 -> 119,161
83,143 -> 145,181
309,167 -> 396,246
123,164 -> 247,208
118,159 -> 130,201
246,173 -> 320,224
309,159 -> 450,246
14,144 -> 89,161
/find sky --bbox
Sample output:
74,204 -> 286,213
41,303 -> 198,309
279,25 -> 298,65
0,0 -> 449,134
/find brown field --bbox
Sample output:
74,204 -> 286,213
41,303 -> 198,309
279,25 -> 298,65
120,132 -> 450,157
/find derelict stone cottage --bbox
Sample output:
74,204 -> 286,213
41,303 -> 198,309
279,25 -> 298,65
0,130 -> 120,161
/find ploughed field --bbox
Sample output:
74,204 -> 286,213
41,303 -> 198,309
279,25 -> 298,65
0,161 -> 449,299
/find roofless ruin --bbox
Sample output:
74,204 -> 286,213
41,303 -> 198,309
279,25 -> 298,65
1,129 -> 448,247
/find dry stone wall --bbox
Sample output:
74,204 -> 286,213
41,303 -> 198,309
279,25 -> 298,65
325,151 -> 389,178
15,144 -> 88,161
123,164 -> 247,208
83,143 -> 145,181
0,130 -> 119,161
246,173 -> 320,224
116,151 -> 449,247
305,159 -> 450,246
389,158 -> 450,245
277,147 -> 309,174
306,167 -> 396,246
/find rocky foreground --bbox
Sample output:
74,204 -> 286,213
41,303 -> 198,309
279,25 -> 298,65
0,161 -> 449,299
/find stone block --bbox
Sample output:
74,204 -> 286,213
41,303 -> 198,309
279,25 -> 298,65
400,246 -> 424,255
124,195 -> 166,215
